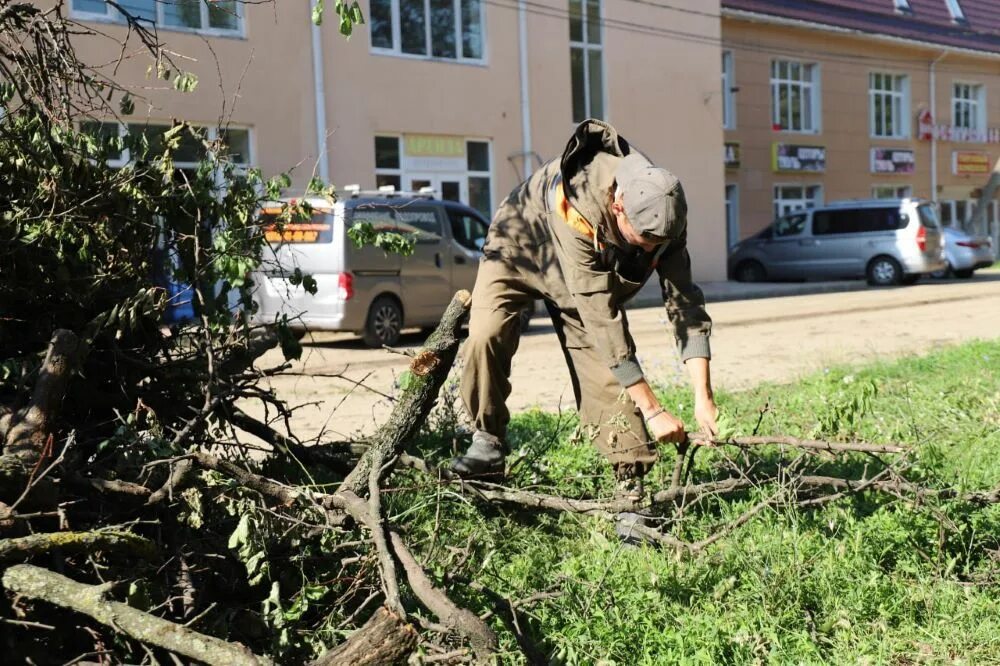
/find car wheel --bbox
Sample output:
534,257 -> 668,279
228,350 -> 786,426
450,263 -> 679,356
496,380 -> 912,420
930,263 -> 952,279
953,268 -> 974,279
362,296 -> 403,347
735,260 -> 766,283
866,256 -> 903,286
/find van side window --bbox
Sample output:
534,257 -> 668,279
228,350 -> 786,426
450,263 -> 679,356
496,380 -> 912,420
813,208 -> 901,235
350,206 -> 396,232
396,208 -> 443,244
447,210 -> 489,252
774,213 -> 807,237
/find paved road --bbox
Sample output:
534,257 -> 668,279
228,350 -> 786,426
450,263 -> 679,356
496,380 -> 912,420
247,272 -> 1000,441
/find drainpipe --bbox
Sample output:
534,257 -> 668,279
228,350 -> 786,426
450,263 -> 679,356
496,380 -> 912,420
311,7 -> 330,184
517,0 -> 533,180
929,51 -> 947,203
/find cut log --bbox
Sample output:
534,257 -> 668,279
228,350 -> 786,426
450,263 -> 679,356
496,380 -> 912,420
2,564 -> 274,666
310,606 -> 417,666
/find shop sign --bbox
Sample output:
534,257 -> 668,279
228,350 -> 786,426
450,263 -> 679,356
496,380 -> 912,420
772,143 -> 826,173
916,111 -> 1000,144
403,134 -> 465,158
724,142 -> 740,169
871,148 -> 915,175
952,151 -> 991,176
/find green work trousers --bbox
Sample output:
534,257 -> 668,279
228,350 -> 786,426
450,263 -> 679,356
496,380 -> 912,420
460,256 -> 658,476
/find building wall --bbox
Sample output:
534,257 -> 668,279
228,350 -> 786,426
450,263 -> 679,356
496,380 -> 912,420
722,17 -> 1000,240
68,1 -> 319,187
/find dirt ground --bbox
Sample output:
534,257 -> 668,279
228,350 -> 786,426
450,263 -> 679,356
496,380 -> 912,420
244,274 -> 1000,441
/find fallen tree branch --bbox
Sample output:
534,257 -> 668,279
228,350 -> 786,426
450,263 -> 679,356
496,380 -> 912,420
340,291 -> 471,497
0,530 -> 158,563
710,435 -> 907,455
2,564 -> 274,665
389,531 -> 498,660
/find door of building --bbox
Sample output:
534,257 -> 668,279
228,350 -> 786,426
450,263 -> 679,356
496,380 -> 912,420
408,174 -> 467,204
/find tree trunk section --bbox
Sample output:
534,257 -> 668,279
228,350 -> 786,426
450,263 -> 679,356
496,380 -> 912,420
310,607 -> 417,666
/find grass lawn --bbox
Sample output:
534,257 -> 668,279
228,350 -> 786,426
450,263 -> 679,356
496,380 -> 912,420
399,339 -> 1000,665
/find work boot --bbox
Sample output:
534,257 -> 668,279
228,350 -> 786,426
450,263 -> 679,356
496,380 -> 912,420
614,475 -> 650,545
449,430 -> 506,478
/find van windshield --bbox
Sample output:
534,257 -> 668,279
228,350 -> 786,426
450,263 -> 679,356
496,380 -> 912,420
262,208 -> 333,244
917,204 -> 942,229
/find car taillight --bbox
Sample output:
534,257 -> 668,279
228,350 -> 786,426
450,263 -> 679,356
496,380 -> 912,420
916,225 -> 927,252
337,273 -> 354,301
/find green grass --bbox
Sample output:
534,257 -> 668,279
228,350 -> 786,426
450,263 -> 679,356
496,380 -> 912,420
397,340 -> 1000,665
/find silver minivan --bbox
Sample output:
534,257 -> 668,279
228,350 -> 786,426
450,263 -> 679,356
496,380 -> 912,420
728,198 -> 947,286
254,190 -> 490,346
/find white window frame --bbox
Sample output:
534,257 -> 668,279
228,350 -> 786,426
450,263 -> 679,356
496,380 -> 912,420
953,82 -> 986,132
374,135 -> 404,188
570,0 -> 605,123
465,138 -> 494,218
70,0 -> 245,38
722,51 -> 736,130
773,184 -> 823,218
369,0 -> 487,64
770,60 -> 820,134
872,185 -> 912,199
944,0 -> 966,22
869,73 -> 910,139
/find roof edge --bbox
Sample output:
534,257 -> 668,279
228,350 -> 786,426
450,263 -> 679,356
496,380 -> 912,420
722,7 -> 1000,59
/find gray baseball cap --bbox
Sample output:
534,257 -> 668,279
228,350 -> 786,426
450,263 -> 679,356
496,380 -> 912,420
615,153 -> 687,241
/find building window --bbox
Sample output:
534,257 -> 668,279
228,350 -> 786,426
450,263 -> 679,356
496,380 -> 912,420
722,51 -> 736,130
893,0 -> 911,12
569,0 -> 603,122
773,184 -> 822,217
374,136 -> 403,190
71,0 -> 242,35
771,60 -> 819,133
953,83 -> 985,131
944,0 -> 966,22
466,140 -> 492,218
370,0 -> 484,61
872,185 -> 912,199
870,73 -> 910,139
81,121 -> 251,167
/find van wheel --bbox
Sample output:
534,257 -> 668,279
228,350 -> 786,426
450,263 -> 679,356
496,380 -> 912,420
953,268 -> 974,279
363,297 -> 402,347
866,256 -> 902,286
735,260 -> 766,283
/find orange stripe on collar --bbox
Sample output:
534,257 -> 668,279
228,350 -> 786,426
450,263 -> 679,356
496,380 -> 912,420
554,182 -> 603,250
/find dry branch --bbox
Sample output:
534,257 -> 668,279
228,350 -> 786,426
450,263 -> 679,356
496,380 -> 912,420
712,435 -> 906,455
389,531 -> 498,659
0,530 -> 158,562
2,564 -> 274,666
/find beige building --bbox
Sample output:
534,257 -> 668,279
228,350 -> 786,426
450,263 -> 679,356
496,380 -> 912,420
65,0 -> 729,281
721,0 -> 1000,246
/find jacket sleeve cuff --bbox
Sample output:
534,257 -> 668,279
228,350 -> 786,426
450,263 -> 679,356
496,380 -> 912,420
679,336 -> 711,362
610,356 -> 645,387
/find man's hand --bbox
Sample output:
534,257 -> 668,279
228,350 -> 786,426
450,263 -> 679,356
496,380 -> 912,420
694,395 -> 719,437
647,410 -> 687,443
